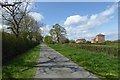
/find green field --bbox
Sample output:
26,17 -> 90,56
65,42 -> 118,56
74,42 -> 119,48
2,45 -> 40,78
49,44 -> 118,79
86,42 -> 118,48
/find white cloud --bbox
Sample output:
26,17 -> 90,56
82,31 -> 87,33
40,25 -> 50,37
64,15 -> 87,26
104,32 -> 118,40
29,12 -> 44,22
64,4 -> 118,40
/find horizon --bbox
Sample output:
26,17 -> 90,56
31,2 -> 118,41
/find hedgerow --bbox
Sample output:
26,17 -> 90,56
64,43 -> 118,56
2,32 -> 39,65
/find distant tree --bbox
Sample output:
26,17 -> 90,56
50,24 -> 67,43
69,40 -> 75,43
59,36 -> 69,44
44,35 -> 52,44
65,38 -> 69,43
34,27 -> 43,43
86,41 -> 91,44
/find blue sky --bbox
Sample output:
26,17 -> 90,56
29,2 -> 118,41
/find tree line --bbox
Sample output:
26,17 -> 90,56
1,0 -> 74,64
1,1 -> 43,64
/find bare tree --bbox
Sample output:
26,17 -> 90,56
1,0 -> 43,42
1,1 -> 30,37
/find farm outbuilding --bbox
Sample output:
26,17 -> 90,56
76,38 -> 86,43
91,34 -> 105,43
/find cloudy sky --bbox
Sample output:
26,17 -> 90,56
1,1 -> 119,41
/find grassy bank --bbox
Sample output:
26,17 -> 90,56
49,44 -> 118,79
2,44 -> 40,78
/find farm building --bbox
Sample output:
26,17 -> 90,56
91,34 -> 105,43
76,38 -> 86,43
91,38 -> 96,43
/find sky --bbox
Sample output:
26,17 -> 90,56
0,1 -> 119,41
28,2 -> 118,41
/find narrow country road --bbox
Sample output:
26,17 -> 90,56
35,43 -> 99,78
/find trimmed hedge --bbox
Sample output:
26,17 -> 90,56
2,32 -> 39,65
64,43 -> 118,56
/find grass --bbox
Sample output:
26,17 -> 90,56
77,42 -> 118,48
49,44 -> 118,79
2,44 -> 40,78
66,43 -> 118,56
90,43 -> 118,48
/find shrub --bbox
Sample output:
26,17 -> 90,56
69,40 -> 75,43
2,32 -> 39,65
44,35 -> 53,44
64,43 -> 118,56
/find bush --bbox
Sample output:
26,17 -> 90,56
64,43 -> 118,56
2,32 -> 39,65
69,40 -> 75,43
44,35 -> 53,44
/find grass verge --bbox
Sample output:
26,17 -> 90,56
2,44 -> 40,78
49,44 -> 118,79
